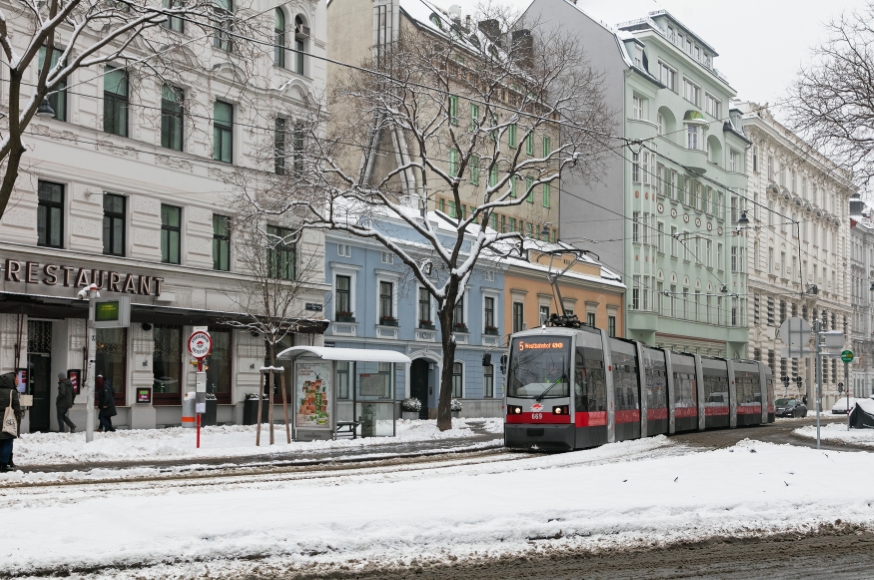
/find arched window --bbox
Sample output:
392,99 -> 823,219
294,15 -> 308,75
275,9 -> 286,68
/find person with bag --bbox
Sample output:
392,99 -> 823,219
56,372 -> 76,433
96,375 -> 117,433
1,371 -> 23,472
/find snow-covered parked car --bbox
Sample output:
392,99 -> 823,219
832,397 -> 860,415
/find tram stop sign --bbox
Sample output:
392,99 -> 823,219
841,350 -> 854,364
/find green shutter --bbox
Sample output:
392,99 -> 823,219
508,124 -> 517,148
449,95 -> 458,126
542,182 -> 550,208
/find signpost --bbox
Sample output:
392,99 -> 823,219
842,350 -> 854,431
187,330 -> 212,449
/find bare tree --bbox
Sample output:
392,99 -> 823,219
787,2 -> 874,186
238,6 -> 615,430
223,213 -> 324,445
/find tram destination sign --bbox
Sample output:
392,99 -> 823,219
3,258 -> 165,296
516,338 -> 568,351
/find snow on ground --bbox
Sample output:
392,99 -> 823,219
795,421 -> 874,445
3,436 -> 874,578
10,418 -> 503,466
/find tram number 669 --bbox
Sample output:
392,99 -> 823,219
531,413 -> 542,420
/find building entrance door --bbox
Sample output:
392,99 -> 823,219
27,320 -> 53,433
411,359 -> 430,419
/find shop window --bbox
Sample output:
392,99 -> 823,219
161,204 -> 181,264
152,325 -> 182,405
103,193 -> 126,256
206,328 -> 232,403
96,327 -> 127,406
37,180 -> 64,248
212,214 -> 230,271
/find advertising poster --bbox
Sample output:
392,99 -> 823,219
295,361 -> 332,429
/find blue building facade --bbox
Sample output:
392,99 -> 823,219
324,218 -> 506,418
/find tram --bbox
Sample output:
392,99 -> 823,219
503,317 -> 774,451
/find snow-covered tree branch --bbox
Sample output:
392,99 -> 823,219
236,3 -> 616,430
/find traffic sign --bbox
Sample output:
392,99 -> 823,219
779,317 -> 811,357
841,350 -> 854,363
188,330 -> 212,359
821,331 -> 845,349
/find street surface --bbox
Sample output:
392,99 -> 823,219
1,414 -> 867,580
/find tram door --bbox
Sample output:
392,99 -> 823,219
27,320 -> 53,433
411,359 -> 430,419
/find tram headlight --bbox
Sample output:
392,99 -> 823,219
508,405 -> 523,415
552,405 -> 569,415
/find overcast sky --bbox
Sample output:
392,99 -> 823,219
565,0 -> 872,111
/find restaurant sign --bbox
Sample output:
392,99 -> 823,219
4,259 -> 165,296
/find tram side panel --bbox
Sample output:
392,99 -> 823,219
733,360 -> 763,427
765,365 -> 775,423
609,338 -> 641,442
642,346 -> 669,436
671,353 -> 699,432
702,357 -> 731,429
574,330 -> 609,449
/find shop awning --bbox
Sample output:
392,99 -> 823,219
277,346 -> 412,364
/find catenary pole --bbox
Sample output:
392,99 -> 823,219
813,320 -> 822,449
81,284 -> 98,444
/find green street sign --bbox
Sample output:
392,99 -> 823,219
841,350 -> 854,363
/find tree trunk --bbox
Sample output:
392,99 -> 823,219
436,287 -> 458,431
0,72 -> 28,220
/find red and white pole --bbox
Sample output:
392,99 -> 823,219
197,357 -> 203,449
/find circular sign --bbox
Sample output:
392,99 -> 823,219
188,331 -> 212,359
841,350 -> 854,363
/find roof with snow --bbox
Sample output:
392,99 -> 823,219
277,346 -> 413,364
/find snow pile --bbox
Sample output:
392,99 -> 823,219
794,421 -> 874,445
11,418 -> 504,466
4,437 -> 874,577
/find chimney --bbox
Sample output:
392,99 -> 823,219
478,19 -> 501,43
510,29 -> 533,68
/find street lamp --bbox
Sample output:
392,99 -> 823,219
36,99 -> 55,119
77,283 -> 100,443
736,210 -> 750,227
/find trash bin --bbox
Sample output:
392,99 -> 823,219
203,398 -> 218,427
182,392 -> 196,429
243,396 -> 270,425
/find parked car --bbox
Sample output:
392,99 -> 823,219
775,398 -> 808,418
832,397 -> 860,415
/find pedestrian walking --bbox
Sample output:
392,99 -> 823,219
56,372 -> 76,433
96,375 -> 117,432
1,372 -> 24,472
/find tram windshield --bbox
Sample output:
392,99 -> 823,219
508,337 -> 571,399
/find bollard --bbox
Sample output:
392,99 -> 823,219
182,392 -> 197,429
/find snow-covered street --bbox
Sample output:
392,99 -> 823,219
3,434 -> 874,579
6,418 -> 503,467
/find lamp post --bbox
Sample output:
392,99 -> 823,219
77,283 -> 99,443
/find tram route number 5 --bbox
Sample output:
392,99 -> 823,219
187,330 -> 212,449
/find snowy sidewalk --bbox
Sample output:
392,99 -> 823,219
3,437 -> 874,578
8,418 -> 504,472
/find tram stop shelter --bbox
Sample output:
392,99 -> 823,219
277,346 -> 412,441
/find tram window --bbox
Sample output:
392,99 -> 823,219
575,347 -> 606,412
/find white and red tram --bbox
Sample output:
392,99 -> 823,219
503,324 -> 775,451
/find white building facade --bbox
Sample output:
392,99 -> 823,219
738,103 -> 854,409
0,0 -> 330,431
850,195 -> 874,397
